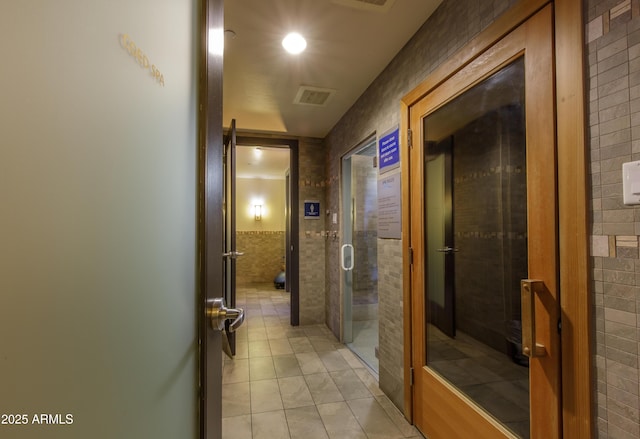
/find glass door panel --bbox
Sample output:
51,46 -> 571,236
424,58 -> 530,438
341,138 -> 379,372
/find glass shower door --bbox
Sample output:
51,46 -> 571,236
341,139 -> 379,371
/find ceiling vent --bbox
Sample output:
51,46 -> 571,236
331,0 -> 397,13
294,86 -> 335,107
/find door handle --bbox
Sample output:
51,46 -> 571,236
436,246 -> 459,254
520,279 -> 547,357
341,244 -> 354,271
223,250 -> 244,259
205,297 -> 245,332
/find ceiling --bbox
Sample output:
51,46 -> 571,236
223,0 -> 444,139
236,145 -> 291,179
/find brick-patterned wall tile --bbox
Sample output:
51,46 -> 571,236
590,1 -> 640,435
236,231 -> 285,285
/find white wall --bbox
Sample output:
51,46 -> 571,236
0,1 -> 198,438
236,178 -> 286,231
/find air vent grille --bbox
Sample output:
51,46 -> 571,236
331,0 -> 396,12
294,86 -> 335,107
358,0 -> 388,5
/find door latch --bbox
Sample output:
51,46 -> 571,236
205,297 -> 245,332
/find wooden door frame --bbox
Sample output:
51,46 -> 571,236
400,0 -> 592,437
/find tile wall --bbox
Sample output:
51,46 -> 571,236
236,231 -> 286,286
298,138 -> 327,325
587,0 -> 640,437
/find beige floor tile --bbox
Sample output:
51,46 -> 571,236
251,379 -> 284,413
305,373 -> 344,404
234,340 -> 249,359
347,397 -> 403,439
309,336 -> 337,352
285,406 -> 329,439
296,352 -> 328,375
222,382 -> 251,418
273,354 -> 303,378
285,327 -> 308,338
223,358 -> 250,384
316,401 -> 367,439
263,316 -> 282,327
318,350 -> 352,372
247,327 -> 268,341
354,367 -> 385,396
250,356 -> 276,381
246,314 -> 265,327
252,410 -> 290,439
267,326 -> 288,340
303,326 -> 329,337
249,339 -> 272,358
374,394 -> 420,437
222,415 -> 252,439
289,336 -> 315,353
270,339 -> 294,356
330,369 -> 372,400
234,285 -> 424,439
278,376 -> 315,409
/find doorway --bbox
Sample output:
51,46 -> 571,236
341,137 -> 379,372
404,6 -> 560,439
236,136 -> 300,326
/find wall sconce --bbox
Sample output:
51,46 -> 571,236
254,204 -> 262,221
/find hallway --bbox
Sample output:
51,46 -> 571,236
222,285 -> 421,439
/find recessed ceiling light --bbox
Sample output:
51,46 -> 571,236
282,32 -> 307,55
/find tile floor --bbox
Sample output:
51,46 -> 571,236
222,284 -> 422,439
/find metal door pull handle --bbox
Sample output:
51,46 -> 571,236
520,279 -> 547,357
436,247 -> 459,253
206,297 -> 245,332
341,244 -> 354,271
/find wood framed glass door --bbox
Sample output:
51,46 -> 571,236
407,6 -> 560,439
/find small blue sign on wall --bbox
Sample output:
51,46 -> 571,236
304,200 -> 321,219
378,127 -> 400,174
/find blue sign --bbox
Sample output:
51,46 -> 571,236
304,201 -> 320,219
378,127 -> 400,173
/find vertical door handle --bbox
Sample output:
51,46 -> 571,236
205,297 -> 245,332
520,279 -> 547,357
341,244 -> 354,271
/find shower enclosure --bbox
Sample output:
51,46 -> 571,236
341,138 -> 379,372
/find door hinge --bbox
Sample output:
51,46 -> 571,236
408,247 -> 414,266
409,367 -> 414,386
407,129 -> 413,149
558,318 -> 562,333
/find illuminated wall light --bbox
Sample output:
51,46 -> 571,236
254,204 -> 262,221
